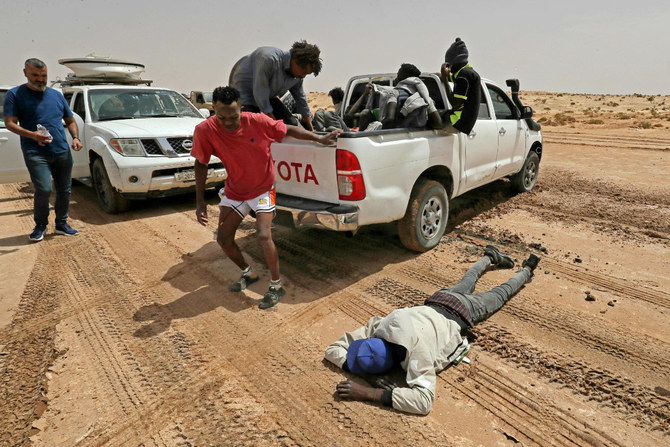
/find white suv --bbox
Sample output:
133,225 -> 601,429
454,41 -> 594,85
1,83 -> 226,213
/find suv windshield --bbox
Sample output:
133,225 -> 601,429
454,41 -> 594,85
202,92 -> 213,102
89,89 -> 201,122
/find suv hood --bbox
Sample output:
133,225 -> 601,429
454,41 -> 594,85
92,117 -> 204,137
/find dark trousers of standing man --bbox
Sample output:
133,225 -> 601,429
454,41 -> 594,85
22,150 -> 73,228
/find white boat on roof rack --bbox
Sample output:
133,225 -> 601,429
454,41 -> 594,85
58,55 -> 145,80
56,74 -> 153,87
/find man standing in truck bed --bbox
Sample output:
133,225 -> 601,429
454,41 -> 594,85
192,86 -> 339,309
440,37 -> 481,134
229,40 -> 321,131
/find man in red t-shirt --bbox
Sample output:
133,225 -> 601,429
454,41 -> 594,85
192,86 -> 340,309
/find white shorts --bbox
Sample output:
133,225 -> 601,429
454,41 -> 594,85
218,187 -> 276,218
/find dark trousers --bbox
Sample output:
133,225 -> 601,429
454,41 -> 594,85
444,257 -> 531,324
22,150 -> 73,228
242,97 -> 299,126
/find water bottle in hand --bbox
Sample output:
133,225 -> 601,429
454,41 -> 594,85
36,124 -> 53,143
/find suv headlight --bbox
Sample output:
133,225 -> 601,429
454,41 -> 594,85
110,139 -> 145,156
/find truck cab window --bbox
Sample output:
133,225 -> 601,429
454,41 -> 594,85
487,85 -> 516,120
478,86 -> 491,119
422,77 -> 445,110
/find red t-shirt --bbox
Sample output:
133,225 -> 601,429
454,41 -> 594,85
192,112 -> 287,201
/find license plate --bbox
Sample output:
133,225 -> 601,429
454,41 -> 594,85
174,169 -> 214,182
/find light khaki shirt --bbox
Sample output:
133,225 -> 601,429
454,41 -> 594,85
325,305 -> 470,415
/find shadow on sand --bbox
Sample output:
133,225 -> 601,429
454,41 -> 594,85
132,178 -> 520,338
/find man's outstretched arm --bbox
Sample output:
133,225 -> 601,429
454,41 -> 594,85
285,125 -> 342,146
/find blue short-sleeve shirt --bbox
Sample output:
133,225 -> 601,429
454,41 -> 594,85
3,85 -> 73,154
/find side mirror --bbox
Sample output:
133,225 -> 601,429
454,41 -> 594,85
521,106 -> 533,119
198,108 -> 210,118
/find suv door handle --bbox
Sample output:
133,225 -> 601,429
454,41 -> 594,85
0,137 -> 8,143
499,127 -> 507,136
468,132 -> 477,139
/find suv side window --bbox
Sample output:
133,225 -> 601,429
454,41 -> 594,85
73,93 -> 86,120
487,85 -> 516,120
63,92 -> 74,106
0,90 -> 6,128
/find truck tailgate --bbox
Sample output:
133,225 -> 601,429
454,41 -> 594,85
271,137 -> 339,203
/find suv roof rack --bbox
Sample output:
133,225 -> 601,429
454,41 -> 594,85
53,75 -> 153,87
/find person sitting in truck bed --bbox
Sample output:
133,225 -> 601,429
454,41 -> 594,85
345,64 -> 442,131
313,87 -> 349,132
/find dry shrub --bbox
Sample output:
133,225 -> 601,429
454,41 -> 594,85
616,112 -> 632,119
586,119 -> 604,124
634,121 -> 653,129
542,112 -> 576,126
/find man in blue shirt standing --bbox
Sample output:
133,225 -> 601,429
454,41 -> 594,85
3,58 -> 83,241
229,40 -> 322,131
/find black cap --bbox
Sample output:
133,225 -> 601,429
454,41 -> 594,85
445,37 -> 469,65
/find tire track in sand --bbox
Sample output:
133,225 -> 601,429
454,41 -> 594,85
364,277 -> 669,437
398,263 -> 670,379
543,130 -> 670,151
0,250 -> 61,447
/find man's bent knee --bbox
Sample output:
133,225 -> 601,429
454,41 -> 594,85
257,231 -> 273,247
216,231 -> 237,248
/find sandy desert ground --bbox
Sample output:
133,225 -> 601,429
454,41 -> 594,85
1,91 -> 669,446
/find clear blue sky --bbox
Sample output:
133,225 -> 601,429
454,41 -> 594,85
2,0 -> 669,95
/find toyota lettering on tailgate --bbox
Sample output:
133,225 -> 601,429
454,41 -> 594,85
275,161 -> 319,185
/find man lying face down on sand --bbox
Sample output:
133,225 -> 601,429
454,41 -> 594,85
325,245 -> 540,414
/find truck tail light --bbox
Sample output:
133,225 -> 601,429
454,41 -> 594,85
336,149 -> 366,201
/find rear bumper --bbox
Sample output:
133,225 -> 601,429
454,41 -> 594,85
275,193 -> 359,231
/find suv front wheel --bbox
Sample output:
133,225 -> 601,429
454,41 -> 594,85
92,158 -> 129,213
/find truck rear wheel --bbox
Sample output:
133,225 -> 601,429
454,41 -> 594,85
398,179 -> 449,252
92,158 -> 129,214
512,151 -> 540,193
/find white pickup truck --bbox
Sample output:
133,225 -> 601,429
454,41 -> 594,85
1,79 -> 226,213
271,74 -> 542,252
